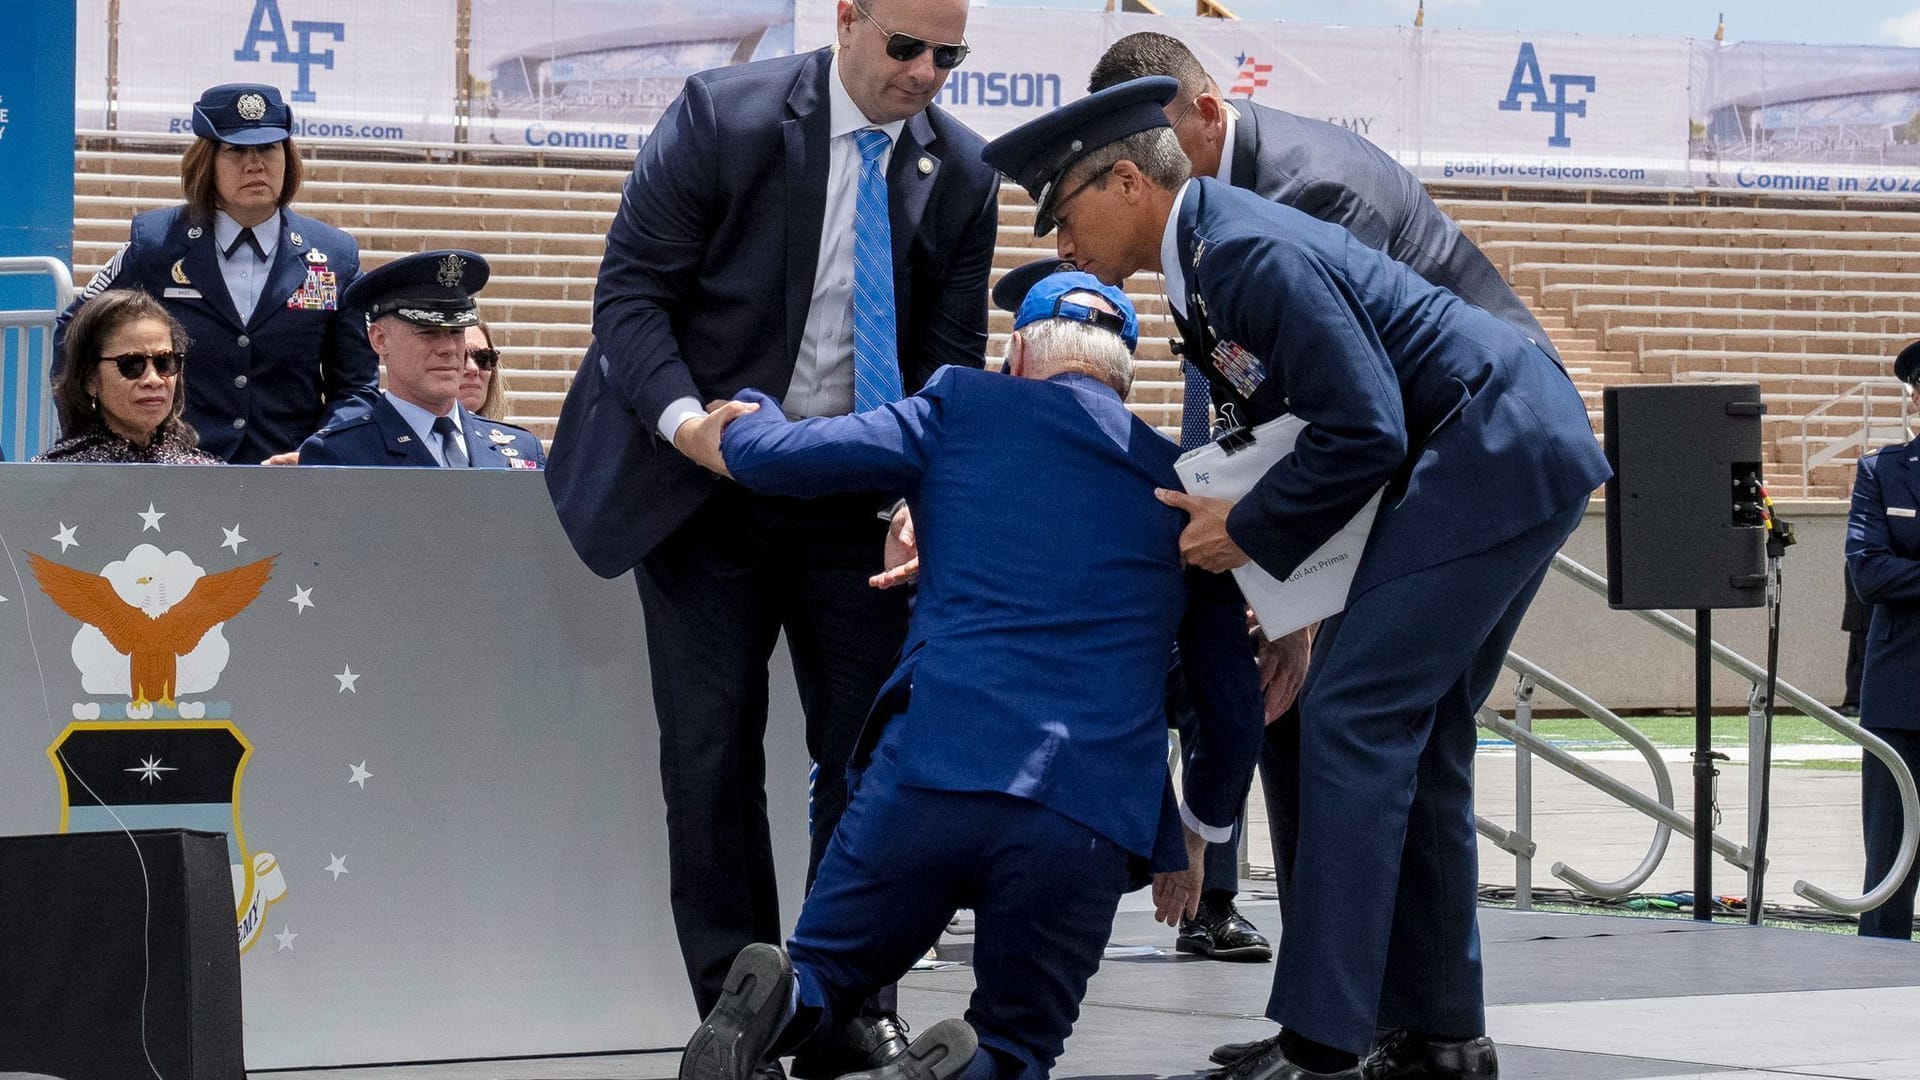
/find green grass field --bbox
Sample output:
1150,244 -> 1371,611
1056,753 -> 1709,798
1477,714 -> 1864,770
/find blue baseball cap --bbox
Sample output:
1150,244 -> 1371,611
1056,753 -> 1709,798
344,250 -> 491,327
982,76 -> 1180,237
1013,270 -> 1138,353
191,84 -> 293,146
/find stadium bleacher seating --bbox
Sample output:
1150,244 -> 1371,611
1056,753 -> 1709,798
73,140 -> 1920,496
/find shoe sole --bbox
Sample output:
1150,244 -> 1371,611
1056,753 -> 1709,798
840,1018 -> 978,1080
680,944 -> 795,1080
1175,939 -> 1273,963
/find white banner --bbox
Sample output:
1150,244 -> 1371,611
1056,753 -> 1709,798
112,0 -> 458,143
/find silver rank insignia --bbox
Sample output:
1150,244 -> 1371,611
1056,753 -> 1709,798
488,429 -> 515,444
306,248 -> 328,264
500,447 -> 520,457
436,253 -> 467,287
187,226 -> 203,240
288,231 -> 304,247
237,92 -> 268,121
397,434 -> 413,443
170,260 -> 190,285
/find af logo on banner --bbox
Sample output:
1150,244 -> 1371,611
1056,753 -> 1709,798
1498,42 -> 1596,148
29,528 -> 289,953
233,0 -> 345,103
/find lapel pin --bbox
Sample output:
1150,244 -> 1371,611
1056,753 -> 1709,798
397,435 -> 413,443
306,248 -> 328,264
170,260 -> 191,285
289,231 -> 304,247
917,157 -> 933,176
500,446 -> 520,457
187,226 -> 203,240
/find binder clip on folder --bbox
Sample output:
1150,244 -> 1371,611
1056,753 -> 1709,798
1174,409 -> 1383,640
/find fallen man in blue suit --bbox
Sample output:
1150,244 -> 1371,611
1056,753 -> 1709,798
668,273 -> 1263,1080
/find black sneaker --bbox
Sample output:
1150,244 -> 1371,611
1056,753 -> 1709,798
679,944 -> 796,1080
1176,898 -> 1273,962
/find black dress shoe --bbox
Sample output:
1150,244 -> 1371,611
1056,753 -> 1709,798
1177,899 -> 1273,962
755,1062 -> 788,1080
840,1017 -> 978,1080
790,1013 -> 912,1079
680,944 -> 796,1080
1219,1036 -> 1362,1080
1363,1030 -> 1498,1080
1210,1034 -> 1279,1068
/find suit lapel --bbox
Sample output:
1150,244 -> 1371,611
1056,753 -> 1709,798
250,210 -> 313,332
1229,102 -> 1260,190
373,398 -> 441,466
1894,441 -> 1920,512
783,50 -> 832,367
181,227 -> 245,332
888,110 -> 938,292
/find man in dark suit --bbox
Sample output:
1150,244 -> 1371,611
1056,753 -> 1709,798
1088,32 -> 1562,973
672,272 -> 1261,1080
983,79 -> 1610,1080
1844,340 -> 1920,940
543,0 -> 998,1064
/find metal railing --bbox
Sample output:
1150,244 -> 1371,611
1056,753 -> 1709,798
1477,552 -> 1920,917
1799,379 -> 1910,492
0,258 -> 75,463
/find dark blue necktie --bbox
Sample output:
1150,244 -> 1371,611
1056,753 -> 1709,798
1179,363 -> 1212,450
431,415 -> 468,469
852,129 -> 902,413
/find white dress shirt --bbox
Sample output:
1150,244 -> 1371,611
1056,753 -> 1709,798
1217,100 -> 1239,184
385,392 -> 465,467
212,210 -> 281,323
657,54 -> 907,442
1160,180 -> 1196,319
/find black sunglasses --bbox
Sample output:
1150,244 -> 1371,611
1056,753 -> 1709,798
467,347 -> 500,371
856,4 -> 969,69
99,352 -> 184,380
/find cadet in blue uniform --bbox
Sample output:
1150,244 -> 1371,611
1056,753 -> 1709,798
982,80 -> 1611,1080
299,250 -> 544,469
1845,340 -> 1920,940
59,83 -> 378,464
669,273 -> 1262,1080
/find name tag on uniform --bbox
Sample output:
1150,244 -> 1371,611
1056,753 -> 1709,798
1891,507 -> 1916,518
164,287 -> 203,299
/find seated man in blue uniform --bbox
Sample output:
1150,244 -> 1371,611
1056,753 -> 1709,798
981,80 -> 1612,1080
299,250 -> 545,469
667,273 -> 1263,1080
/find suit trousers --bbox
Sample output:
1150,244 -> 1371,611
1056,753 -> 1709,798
1269,499 -> 1585,1054
634,483 -> 909,1013
1859,727 -> 1920,939
784,736 -> 1133,1080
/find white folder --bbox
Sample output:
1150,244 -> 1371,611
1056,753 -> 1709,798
1174,414 -> 1382,639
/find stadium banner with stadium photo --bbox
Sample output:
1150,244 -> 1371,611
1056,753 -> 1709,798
467,0 -> 795,152
108,0 -> 458,143
1410,29 -> 1691,188
1690,40 -> 1920,196
75,0 -> 108,130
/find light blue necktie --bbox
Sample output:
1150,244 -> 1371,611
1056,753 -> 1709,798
1179,363 -> 1212,450
852,129 -> 902,413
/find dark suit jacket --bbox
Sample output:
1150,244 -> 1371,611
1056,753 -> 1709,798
1848,439 -> 1920,731
546,47 -> 1001,578
299,396 -> 545,469
1228,101 -> 1557,363
59,205 -> 379,463
721,366 -> 1261,857
1173,179 -> 1610,597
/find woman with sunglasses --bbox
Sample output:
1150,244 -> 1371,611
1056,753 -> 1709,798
57,82 -> 377,464
37,290 -> 219,465
459,320 -> 512,419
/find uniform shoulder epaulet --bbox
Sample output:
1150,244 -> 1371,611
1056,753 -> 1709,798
313,412 -> 376,437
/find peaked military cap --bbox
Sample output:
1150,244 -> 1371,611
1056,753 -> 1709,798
192,83 -> 294,146
1897,340 -> 1920,385
344,250 -> 491,328
981,76 -> 1180,237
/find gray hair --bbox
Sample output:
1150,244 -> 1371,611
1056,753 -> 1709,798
1062,126 -> 1191,195
1002,300 -> 1135,396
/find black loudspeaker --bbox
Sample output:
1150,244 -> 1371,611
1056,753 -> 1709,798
1604,383 -> 1769,611
0,829 -> 243,1080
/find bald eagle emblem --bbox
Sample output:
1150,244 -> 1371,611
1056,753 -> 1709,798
436,253 -> 467,288
29,549 -> 275,710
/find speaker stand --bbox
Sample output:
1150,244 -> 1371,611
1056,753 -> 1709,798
1693,608 -> 1715,922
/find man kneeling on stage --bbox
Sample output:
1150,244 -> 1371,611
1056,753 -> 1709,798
669,272 -> 1262,1080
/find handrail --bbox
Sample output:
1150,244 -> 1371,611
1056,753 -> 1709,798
1799,379 -> 1910,491
1549,553 -> 1920,914
0,257 -> 77,463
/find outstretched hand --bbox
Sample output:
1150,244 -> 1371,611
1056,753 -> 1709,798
673,399 -> 760,477
1154,488 -> 1251,572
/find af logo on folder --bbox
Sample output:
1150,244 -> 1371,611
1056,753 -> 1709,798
1176,414 -> 1383,639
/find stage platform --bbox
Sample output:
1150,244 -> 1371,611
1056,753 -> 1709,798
255,898 -> 1920,1080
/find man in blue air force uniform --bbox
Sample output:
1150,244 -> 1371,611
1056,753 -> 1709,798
667,274 -> 1262,1080
1844,339 -> 1920,940
298,250 -> 544,469
59,83 -> 378,463
981,80 -> 1611,1080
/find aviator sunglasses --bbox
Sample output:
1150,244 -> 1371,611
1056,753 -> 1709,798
467,347 -> 500,371
855,3 -> 970,69
99,352 -> 184,380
